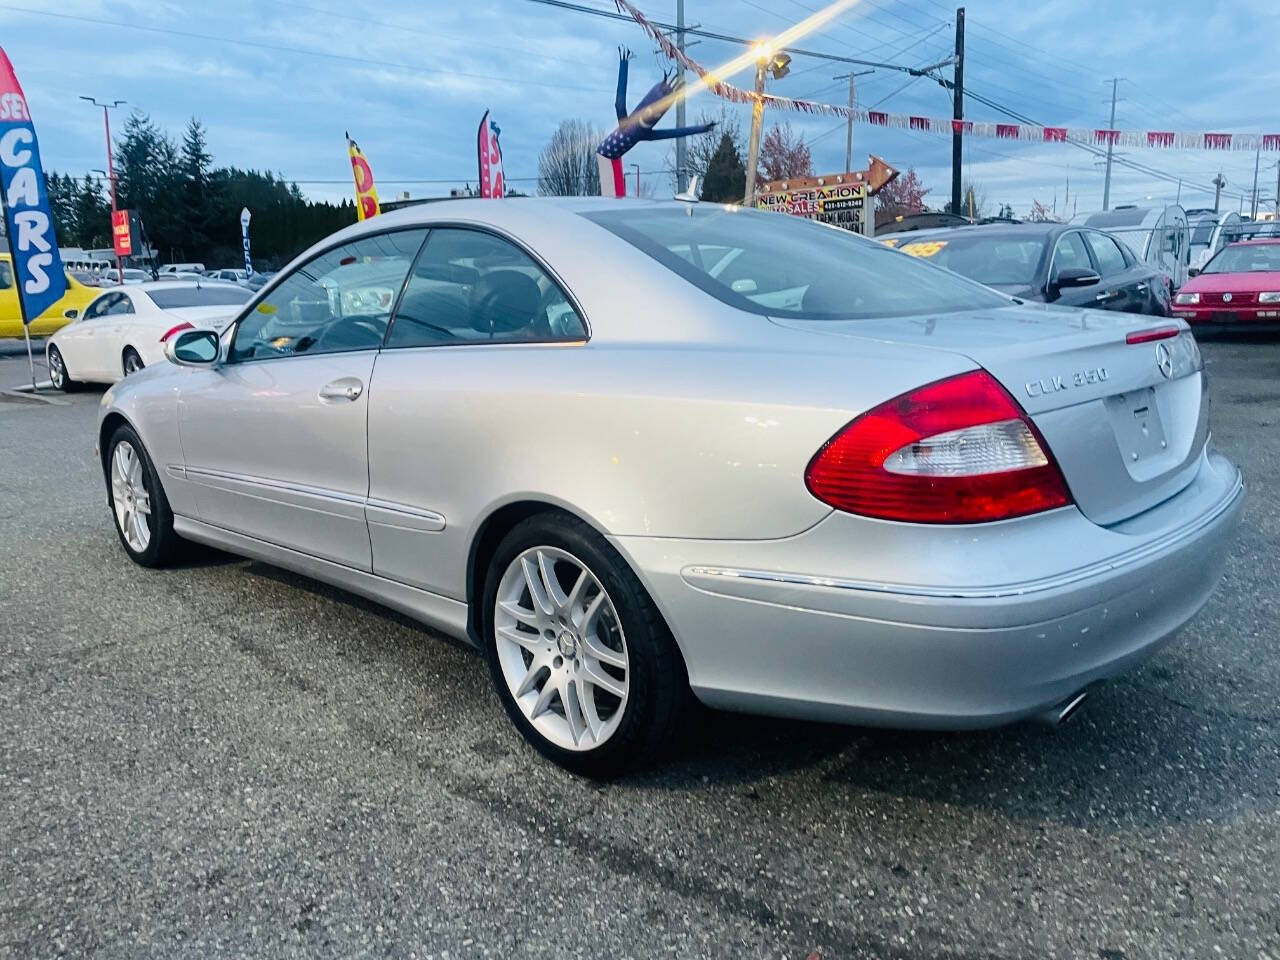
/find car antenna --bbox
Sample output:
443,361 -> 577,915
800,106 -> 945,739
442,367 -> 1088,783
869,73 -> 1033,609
674,175 -> 699,204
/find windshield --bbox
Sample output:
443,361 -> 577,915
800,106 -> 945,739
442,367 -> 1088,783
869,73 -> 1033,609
146,286 -> 253,308
1202,243 -> 1280,274
583,206 -> 1011,320
889,234 -> 1044,286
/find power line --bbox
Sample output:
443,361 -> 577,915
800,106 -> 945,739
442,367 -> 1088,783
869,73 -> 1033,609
518,0 -> 949,73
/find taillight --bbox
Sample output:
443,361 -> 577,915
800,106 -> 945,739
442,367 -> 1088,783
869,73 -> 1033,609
160,321 -> 194,343
804,370 -> 1072,524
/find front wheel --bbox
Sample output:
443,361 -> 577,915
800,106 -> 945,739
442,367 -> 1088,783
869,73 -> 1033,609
47,345 -> 79,392
106,424 -> 182,567
482,514 -> 693,776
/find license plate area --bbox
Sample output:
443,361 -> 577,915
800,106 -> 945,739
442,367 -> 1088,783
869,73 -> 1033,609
1105,387 -> 1168,474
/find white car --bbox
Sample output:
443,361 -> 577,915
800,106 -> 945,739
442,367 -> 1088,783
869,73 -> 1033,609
206,268 -> 248,282
46,281 -> 252,390
158,262 -> 206,275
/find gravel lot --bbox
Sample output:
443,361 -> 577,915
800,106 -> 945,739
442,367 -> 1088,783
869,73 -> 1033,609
1,339 -> 1277,959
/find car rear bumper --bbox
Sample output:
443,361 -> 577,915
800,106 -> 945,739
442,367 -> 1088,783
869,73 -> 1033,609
613,449 -> 1243,729
1176,305 -> 1280,331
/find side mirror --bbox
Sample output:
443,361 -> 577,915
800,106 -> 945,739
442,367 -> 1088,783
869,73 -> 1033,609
1053,267 -> 1102,290
1188,267 -> 1200,278
165,328 -> 220,367
63,308 -> 79,320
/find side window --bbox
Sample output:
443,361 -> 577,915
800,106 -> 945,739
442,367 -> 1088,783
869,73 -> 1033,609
1084,232 -> 1127,277
387,228 -> 587,348
0,261 -> 12,290
107,293 -> 136,316
230,229 -> 426,362
1051,232 -> 1093,280
82,293 -> 118,321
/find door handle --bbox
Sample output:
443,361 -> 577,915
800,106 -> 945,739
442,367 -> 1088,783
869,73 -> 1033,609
1136,283 -> 1149,293
1095,290 -> 1120,302
318,377 -> 363,402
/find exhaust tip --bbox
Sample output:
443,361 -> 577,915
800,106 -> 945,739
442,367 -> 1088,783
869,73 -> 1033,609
1033,690 -> 1089,728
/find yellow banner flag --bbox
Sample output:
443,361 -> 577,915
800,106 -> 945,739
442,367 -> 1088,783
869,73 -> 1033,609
346,132 -> 380,221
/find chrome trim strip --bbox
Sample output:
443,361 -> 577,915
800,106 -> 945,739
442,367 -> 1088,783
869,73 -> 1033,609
184,465 -> 365,504
365,498 -> 447,533
165,463 -> 188,480
684,471 -> 1243,601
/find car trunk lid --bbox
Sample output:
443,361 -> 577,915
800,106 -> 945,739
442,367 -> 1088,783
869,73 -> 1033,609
770,305 -> 1207,526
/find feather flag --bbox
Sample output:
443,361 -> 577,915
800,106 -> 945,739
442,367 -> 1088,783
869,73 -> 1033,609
346,133 -> 380,221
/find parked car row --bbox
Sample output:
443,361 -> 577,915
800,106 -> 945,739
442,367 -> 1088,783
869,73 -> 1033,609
883,222 -> 1173,316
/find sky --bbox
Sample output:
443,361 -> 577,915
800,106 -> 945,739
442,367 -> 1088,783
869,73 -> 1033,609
3,0 -> 1279,218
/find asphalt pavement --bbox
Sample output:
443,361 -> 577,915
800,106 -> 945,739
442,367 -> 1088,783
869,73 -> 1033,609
1,340 -> 1278,959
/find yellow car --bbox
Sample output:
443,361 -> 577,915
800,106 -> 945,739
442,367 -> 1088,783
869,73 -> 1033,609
0,253 -> 100,338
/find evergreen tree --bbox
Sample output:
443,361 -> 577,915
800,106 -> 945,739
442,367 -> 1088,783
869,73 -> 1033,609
47,111 -> 356,268
701,133 -> 746,203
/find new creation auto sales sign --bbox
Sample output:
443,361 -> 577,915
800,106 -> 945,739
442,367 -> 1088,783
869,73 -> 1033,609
0,48 -> 65,322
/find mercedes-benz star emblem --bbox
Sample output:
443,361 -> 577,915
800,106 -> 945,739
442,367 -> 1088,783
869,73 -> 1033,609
1155,341 -> 1175,379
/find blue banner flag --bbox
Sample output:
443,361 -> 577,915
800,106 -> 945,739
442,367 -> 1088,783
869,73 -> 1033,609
0,48 -> 65,323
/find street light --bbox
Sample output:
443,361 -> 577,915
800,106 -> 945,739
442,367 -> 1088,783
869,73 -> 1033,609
80,96 -> 125,276
743,44 -> 792,205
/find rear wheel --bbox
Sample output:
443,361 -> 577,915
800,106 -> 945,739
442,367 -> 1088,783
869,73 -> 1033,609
482,514 -> 692,776
122,347 -> 144,377
106,424 -> 182,567
47,345 -> 80,392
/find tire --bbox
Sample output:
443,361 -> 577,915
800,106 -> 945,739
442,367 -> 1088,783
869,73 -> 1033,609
482,513 -> 693,777
47,345 -> 80,392
105,424 -> 182,567
122,347 -> 144,377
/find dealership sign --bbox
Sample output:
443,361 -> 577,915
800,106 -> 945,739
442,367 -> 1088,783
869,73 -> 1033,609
0,47 -> 65,322
111,209 -> 132,257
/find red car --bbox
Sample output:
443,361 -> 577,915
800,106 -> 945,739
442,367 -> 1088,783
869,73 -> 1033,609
1173,237 -> 1280,330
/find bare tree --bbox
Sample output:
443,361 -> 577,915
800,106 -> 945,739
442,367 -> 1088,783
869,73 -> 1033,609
537,119 -> 605,197
759,122 -> 814,182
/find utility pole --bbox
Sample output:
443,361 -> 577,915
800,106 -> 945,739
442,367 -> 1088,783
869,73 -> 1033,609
1212,172 -> 1226,214
630,162 -> 641,196
1249,143 -> 1261,219
79,95 -> 125,277
834,70 -> 873,172
1274,161 -> 1279,217
1101,78 -> 1120,211
674,0 -> 687,192
743,59 -> 767,205
950,7 -> 964,216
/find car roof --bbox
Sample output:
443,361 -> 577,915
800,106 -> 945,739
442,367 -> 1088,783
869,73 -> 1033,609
1232,237 -> 1280,246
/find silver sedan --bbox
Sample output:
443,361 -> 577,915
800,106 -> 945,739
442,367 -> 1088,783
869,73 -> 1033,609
96,198 -> 1244,775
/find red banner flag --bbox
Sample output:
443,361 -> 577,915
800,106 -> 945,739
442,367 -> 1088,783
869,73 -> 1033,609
1147,131 -> 1175,148
1043,127 -> 1067,142
1204,133 -> 1232,150
996,124 -> 1020,139
476,110 -> 505,199
111,209 -> 132,257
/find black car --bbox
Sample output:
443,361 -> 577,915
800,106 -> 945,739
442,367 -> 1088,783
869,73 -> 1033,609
884,222 -> 1172,316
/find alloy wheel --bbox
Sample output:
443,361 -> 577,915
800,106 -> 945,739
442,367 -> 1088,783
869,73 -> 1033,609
48,348 -> 65,389
124,351 -> 143,376
110,440 -> 152,553
493,546 -> 629,751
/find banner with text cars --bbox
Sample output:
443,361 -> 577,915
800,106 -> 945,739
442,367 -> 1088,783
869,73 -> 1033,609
0,47 -> 65,321
346,133 -> 381,221
477,111 -> 505,199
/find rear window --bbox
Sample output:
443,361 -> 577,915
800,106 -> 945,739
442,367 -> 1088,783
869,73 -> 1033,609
583,206 -> 1011,320
146,286 -> 252,309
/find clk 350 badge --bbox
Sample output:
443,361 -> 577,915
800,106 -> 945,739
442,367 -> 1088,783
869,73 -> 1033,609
1025,367 -> 1109,398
